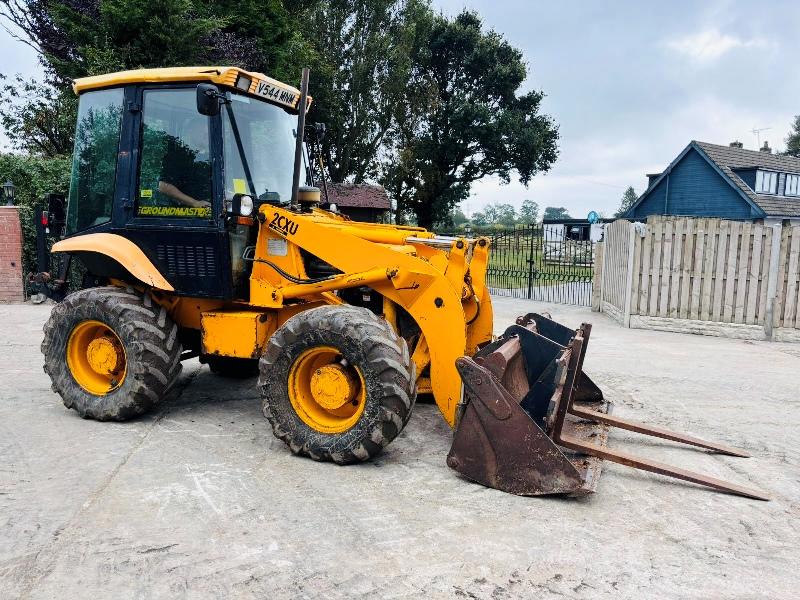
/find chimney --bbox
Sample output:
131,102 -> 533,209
760,141 -> 772,153
729,140 -> 743,148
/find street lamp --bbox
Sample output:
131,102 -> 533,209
465,224 -> 472,238
2,180 -> 14,207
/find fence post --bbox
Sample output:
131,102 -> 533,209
527,224 -> 535,300
622,222 -> 637,328
592,241 -> 604,311
763,223 -> 783,340
598,229 -> 609,313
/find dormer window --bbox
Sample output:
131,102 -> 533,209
786,174 -> 800,197
755,170 -> 777,194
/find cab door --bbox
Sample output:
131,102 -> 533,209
117,85 -> 233,299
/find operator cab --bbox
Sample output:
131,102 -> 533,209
62,67 -> 309,299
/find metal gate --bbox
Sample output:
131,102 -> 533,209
475,225 -> 596,306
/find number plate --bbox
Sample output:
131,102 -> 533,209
253,80 -> 299,109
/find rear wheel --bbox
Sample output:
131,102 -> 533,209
259,305 -> 415,463
42,286 -> 182,421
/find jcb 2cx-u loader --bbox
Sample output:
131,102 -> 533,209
36,66 -> 767,500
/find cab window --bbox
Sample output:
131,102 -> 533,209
137,88 -> 212,219
66,88 -> 124,234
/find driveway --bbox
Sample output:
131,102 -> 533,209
1,297 -> 797,599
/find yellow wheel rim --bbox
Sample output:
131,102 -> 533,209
66,320 -> 127,395
288,346 -> 367,433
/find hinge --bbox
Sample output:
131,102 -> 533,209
121,197 -> 133,209
126,101 -> 141,113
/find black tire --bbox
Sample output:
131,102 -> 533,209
206,356 -> 259,378
259,305 -> 416,464
42,286 -> 182,421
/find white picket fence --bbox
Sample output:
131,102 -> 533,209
596,216 -> 800,341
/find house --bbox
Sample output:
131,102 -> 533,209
627,140 -> 800,225
325,183 -> 392,223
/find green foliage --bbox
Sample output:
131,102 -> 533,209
305,0 -> 426,183
519,198 -> 539,224
543,206 -> 571,221
383,10 -> 559,228
0,153 -> 72,277
481,203 -> 517,228
450,207 -> 468,226
786,115 -> 800,158
614,186 -> 638,218
0,0 -> 315,156
0,75 -> 76,156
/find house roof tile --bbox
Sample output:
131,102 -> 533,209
326,183 -> 391,210
694,141 -> 800,217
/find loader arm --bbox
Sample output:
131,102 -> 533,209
258,205 -> 468,426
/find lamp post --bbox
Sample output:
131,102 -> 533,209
2,180 -> 15,207
465,224 -> 472,238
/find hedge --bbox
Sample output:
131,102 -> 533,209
0,153 -> 72,281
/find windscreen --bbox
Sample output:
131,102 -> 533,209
222,92 -> 296,205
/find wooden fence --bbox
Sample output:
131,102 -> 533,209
596,216 -> 800,341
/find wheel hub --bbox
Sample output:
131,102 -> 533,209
287,346 -> 367,433
86,336 -> 124,375
66,320 -> 127,395
310,364 -> 357,410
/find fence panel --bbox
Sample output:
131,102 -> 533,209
598,216 -> 800,339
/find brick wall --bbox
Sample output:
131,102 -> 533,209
0,207 -> 24,302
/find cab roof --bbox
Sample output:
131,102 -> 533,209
72,66 -> 310,112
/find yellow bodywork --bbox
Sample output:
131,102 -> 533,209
201,310 -> 276,359
63,208 -> 493,427
72,66 -> 311,112
53,233 -> 174,291
57,66 -> 494,429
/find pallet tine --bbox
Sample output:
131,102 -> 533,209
552,335 -> 769,501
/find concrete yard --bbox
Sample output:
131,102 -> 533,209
1,297 -> 798,599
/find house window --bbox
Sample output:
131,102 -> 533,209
755,170 -> 777,194
786,174 -> 800,197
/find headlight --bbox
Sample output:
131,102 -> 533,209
239,195 -> 254,216
235,75 -> 252,92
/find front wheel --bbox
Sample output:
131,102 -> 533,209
42,286 -> 182,421
259,305 -> 415,464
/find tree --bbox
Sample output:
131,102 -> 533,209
481,203 -> 516,227
543,206 -> 570,221
0,0 -> 315,155
519,198 -> 539,224
382,10 -> 559,228
0,75 -> 76,156
305,0 -> 427,183
450,207 -> 468,226
614,186 -> 638,218
470,210 -> 488,227
786,115 -> 800,158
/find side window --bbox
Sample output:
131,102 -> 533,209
66,88 -> 124,234
137,89 -> 212,219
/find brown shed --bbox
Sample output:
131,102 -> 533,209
326,183 -> 391,223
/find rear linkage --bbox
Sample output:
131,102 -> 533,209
448,313 -> 769,501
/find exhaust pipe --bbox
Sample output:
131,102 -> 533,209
291,68 -> 310,209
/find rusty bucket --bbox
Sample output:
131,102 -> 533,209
447,313 -> 769,500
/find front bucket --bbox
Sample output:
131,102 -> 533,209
447,324 -> 609,496
448,314 -> 769,501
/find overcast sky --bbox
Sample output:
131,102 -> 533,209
2,1 -> 799,218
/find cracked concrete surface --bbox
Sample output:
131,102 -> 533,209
0,297 -> 797,599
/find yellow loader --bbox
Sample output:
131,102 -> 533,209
37,66 -> 767,500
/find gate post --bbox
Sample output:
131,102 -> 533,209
527,224 -> 535,300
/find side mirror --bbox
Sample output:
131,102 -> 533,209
197,83 -> 221,116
